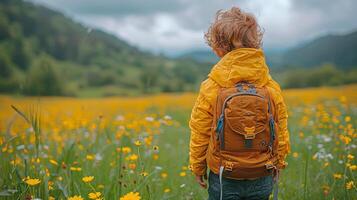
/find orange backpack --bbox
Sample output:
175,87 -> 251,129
213,82 -> 279,180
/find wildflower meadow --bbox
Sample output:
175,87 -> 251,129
0,84 -> 356,200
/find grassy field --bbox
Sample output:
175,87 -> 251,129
0,84 -> 356,200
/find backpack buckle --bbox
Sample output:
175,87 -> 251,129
244,134 -> 255,139
244,127 -> 255,139
225,161 -> 234,171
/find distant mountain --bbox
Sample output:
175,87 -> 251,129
272,30 -> 357,69
178,50 -> 219,64
0,0 -> 210,96
181,31 -> 357,71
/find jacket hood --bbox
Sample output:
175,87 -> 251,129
208,48 -> 270,87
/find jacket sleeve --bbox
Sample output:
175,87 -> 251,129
268,77 -> 290,169
189,79 -> 217,176
275,91 -> 290,169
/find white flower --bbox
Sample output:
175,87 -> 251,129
116,115 -> 124,121
323,136 -> 331,142
145,117 -> 154,122
84,131 -> 90,137
326,153 -> 333,160
155,166 -> 163,170
16,145 -> 25,150
95,153 -> 102,161
164,115 -> 172,120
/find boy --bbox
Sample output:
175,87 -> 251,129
189,7 -> 290,200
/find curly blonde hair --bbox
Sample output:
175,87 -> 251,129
205,7 -> 263,54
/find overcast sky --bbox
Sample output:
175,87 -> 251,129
31,0 -> 357,55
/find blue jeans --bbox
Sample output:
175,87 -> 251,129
208,171 -> 273,200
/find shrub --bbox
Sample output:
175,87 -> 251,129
23,55 -> 67,96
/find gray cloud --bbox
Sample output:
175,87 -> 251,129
32,0 -> 186,15
31,0 -> 357,54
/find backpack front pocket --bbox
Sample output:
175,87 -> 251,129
223,95 -> 269,151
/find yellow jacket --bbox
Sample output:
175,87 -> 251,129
189,48 -> 290,176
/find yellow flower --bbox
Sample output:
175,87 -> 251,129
323,162 -> 329,168
2,145 -> 7,152
333,173 -> 342,179
292,152 -> 299,158
126,154 -> 138,161
299,131 -> 304,138
340,135 -> 351,145
312,154 -> 318,160
134,140 -> 141,146
45,168 -> 50,177
49,159 -> 58,166
140,172 -> 148,177
346,181 -> 354,190
347,154 -> 354,160
120,191 -> 141,200
164,188 -> 170,193
122,147 -> 131,154
70,167 -> 82,171
24,178 -> 41,186
321,185 -> 330,195
68,195 -> 84,200
48,181 -> 54,186
86,154 -> 95,160
161,173 -> 168,179
10,158 -> 21,165
88,192 -> 101,199
144,136 -> 153,145
129,163 -> 136,170
179,172 -> 186,177
49,196 -> 55,200
153,145 -> 159,151
153,154 -> 159,160
82,176 -> 94,183
345,116 -> 351,122
349,165 -> 356,171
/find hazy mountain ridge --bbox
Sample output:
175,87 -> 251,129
178,50 -> 219,64
280,30 -> 357,69
180,30 -> 357,70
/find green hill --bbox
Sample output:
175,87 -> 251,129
0,0 -> 210,96
281,30 -> 357,69
265,31 -> 357,88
